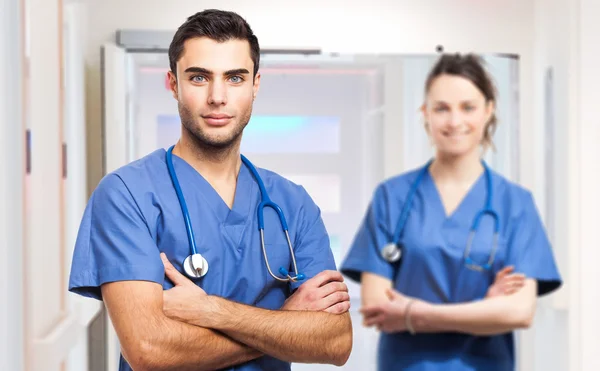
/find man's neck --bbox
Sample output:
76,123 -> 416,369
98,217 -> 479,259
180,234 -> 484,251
173,135 -> 242,186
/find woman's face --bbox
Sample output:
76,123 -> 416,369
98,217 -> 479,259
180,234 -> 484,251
422,74 -> 494,159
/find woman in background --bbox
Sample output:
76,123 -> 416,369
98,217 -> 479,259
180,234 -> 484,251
341,53 -> 561,371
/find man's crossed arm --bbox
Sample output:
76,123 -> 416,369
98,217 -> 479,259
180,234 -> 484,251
101,254 -> 353,371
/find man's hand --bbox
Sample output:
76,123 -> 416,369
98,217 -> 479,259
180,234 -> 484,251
486,266 -> 526,298
282,270 -> 350,314
161,253 -> 219,327
160,259 -> 352,365
360,288 -> 413,333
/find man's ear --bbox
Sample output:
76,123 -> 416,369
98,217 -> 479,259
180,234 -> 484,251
167,71 -> 178,100
252,71 -> 261,100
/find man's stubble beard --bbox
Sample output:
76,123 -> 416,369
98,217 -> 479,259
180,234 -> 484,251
178,101 -> 252,160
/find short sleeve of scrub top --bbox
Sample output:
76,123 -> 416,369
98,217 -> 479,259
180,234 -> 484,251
68,173 -> 163,300
506,190 -> 561,296
340,184 -> 394,283
288,186 -> 337,292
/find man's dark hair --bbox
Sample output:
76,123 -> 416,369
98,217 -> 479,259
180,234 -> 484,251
168,9 -> 260,77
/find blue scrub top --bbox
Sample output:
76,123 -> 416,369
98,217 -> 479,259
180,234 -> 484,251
69,149 -> 336,371
341,165 -> 562,371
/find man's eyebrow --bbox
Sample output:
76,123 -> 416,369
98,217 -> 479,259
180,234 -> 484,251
183,67 -> 212,75
224,68 -> 250,75
182,67 -> 250,76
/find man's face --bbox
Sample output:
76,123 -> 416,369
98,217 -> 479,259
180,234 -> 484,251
168,37 -> 260,149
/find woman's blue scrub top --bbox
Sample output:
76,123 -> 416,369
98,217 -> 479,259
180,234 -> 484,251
68,149 -> 336,371
341,166 -> 562,371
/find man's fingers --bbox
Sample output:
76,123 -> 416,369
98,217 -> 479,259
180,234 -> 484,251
161,253 -> 190,286
318,281 -> 348,298
324,301 -> 351,314
307,270 -> 344,288
319,291 -> 350,310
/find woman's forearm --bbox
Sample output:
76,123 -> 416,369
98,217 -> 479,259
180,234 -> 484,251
410,279 -> 537,336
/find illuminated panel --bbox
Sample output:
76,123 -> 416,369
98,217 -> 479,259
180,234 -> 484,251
156,115 -> 340,154
242,116 -> 340,154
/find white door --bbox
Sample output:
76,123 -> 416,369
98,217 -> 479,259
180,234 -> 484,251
101,42 -> 131,371
63,3 -> 104,371
22,1 -> 102,370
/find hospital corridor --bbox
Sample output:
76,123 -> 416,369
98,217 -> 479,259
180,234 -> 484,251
1,0 -> 599,370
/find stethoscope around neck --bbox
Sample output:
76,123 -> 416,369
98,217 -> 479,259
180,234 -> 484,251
381,160 -> 500,272
165,145 -> 305,282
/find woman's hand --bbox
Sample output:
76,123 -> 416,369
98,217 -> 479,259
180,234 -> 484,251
360,288 -> 415,333
486,266 -> 526,298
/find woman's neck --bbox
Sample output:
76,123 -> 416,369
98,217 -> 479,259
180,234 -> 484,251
429,149 -> 484,185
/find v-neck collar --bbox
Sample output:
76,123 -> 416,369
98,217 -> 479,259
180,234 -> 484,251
424,168 -> 486,222
168,150 -> 257,227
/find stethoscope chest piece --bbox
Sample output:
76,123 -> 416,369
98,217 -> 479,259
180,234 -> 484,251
382,242 -> 402,263
183,253 -> 209,278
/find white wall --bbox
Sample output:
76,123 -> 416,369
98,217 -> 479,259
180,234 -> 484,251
27,0 -> 64,361
0,0 -> 24,370
528,0 -> 575,369
25,0 -> 95,370
531,1 -> 600,370
576,1 -> 600,370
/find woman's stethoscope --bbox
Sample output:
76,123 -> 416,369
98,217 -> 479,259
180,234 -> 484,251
381,160 -> 500,272
166,145 -> 306,282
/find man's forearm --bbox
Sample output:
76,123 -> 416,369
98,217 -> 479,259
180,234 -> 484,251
200,296 -> 352,366
132,315 -> 261,371
411,292 -> 535,336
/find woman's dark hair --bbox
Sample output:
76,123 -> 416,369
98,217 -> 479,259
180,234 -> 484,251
168,9 -> 260,78
425,53 -> 498,149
